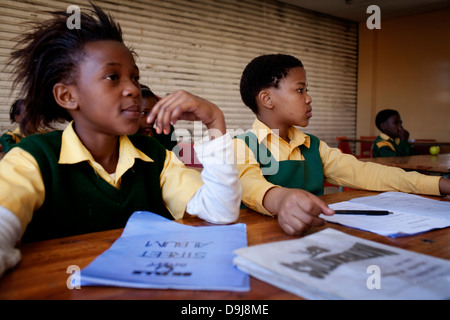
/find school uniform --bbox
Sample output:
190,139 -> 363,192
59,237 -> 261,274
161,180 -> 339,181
233,118 -> 441,216
0,127 -> 23,153
144,125 -> 178,151
372,133 -> 414,157
0,122 -> 240,244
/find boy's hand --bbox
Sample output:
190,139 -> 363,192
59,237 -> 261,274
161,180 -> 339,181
439,178 -> 450,196
398,126 -> 410,141
263,187 -> 335,236
147,90 -> 226,139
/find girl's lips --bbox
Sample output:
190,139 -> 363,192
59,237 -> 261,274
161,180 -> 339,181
306,111 -> 312,118
122,105 -> 141,119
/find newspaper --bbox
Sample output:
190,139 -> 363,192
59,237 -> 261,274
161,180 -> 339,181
324,192 -> 450,237
233,228 -> 450,300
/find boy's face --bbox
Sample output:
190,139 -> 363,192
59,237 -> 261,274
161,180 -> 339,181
139,96 -> 158,135
381,114 -> 403,138
69,40 -> 142,137
266,67 -> 312,128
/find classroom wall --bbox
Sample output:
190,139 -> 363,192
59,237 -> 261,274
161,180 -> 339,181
0,0 -> 358,146
357,7 -> 450,144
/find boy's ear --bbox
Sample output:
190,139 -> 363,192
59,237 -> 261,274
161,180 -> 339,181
53,83 -> 79,110
257,90 -> 274,110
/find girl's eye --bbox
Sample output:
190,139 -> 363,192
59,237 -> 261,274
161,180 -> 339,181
297,88 -> 309,94
105,74 -> 118,81
141,111 -> 149,116
133,75 -> 140,83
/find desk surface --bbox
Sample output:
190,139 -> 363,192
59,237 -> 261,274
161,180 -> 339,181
360,154 -> 450,174
341,139 -> 450,146
0,190 -> 449,300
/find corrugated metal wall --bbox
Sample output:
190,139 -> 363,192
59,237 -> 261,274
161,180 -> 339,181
0,0 -> 358,146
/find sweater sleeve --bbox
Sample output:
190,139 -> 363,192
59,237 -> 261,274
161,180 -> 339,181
185,133 -> 241,224
0,207 -> 22,278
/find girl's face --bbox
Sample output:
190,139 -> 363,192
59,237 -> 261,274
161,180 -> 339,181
267,66 -> 312,128
139,96 -> 158,135
70,40 -> 142,137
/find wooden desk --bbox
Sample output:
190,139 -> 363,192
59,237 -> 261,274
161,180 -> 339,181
360,154 -> 450,174
0,190 -> 449,300
341,138 -> 450,146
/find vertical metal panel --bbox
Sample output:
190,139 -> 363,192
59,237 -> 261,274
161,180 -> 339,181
0,0 -> 357,146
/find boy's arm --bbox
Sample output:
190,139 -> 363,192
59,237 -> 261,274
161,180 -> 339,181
262,187 -> 334,236
233,138 -> 334,235
439,178 -> 450,196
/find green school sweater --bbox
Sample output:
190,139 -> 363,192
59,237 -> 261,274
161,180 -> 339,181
372,135 -> 413,157
17,131 -> 171,243
235,132 -> 324,196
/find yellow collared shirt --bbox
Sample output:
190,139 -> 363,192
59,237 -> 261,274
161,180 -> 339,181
0,122 -> 203,232
234,118 -> 441,216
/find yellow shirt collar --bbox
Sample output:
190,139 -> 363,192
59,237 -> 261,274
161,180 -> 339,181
380,132 -> 400,145
252,118 -> 311,149
59,122 -> 153,185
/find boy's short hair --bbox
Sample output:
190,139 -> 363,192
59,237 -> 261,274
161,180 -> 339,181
240,54 -> 304,113
375,109 -> 399,131
140,84 -> 158,99
9,99 -> 25,123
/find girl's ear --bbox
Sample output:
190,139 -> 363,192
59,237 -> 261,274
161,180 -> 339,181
257,90 -> 274,110
53,83 -> 79,110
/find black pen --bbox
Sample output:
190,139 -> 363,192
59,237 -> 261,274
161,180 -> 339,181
334,210 -> 391,216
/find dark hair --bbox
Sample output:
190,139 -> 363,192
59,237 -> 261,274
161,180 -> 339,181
375,109 -> 399,131
9,4 -> 124,136
240,54 -> 304,113
140,84 -> 158,99
9,99 -> 25,123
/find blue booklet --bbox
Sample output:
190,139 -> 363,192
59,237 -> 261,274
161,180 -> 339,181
81,211 -> 250,291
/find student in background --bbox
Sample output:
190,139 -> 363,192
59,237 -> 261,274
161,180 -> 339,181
0,99 -> 25,153
372,109 -> 416,157
234,54 -> 450,236
138,84 -> 177,150
0,4 -> 240,277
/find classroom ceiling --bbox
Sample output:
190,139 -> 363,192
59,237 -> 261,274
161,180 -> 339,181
278,0 -> 450,22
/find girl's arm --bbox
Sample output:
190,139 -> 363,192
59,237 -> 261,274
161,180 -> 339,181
150,90 -> 240,224
0,207 -> 22,277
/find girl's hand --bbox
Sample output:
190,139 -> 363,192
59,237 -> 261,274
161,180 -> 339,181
147,90 -> 226,139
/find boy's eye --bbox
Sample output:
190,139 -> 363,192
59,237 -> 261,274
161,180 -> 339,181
297,88 -> 309,94
141,111 -> 149,116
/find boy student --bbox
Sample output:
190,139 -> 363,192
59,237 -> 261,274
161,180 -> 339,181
234,54 -> 450,236
372,109 -> 415,157
0,5 -> 240,277
0,99 -> 25,153
138,84 -> 177,150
